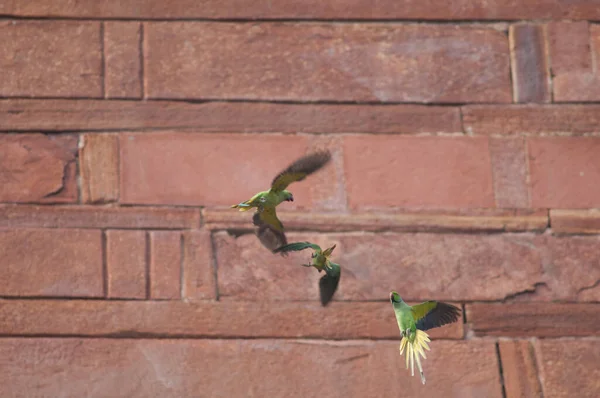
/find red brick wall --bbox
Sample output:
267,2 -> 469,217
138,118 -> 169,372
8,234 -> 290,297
1,2 -> 599,397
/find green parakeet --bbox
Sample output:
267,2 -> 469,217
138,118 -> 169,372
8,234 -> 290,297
274,242 -> 341,306
389,291 -> 461,384
232,150 -> 331,252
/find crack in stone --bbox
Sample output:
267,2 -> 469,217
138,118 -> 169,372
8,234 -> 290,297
42,159 -> 73,199
502,282 -> 549,302
577,278 -> 600,295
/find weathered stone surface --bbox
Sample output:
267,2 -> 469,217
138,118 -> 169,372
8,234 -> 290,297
145,22 -> 511,103
489,137 -> 530,208
79,134 -> 119,203
120,133 -> 323,207
551,209 -> 600,234
0,21 -> 101,97
104,22 -> 142,98
463,105 -> 600,135
182,231 -> 215,300
216,232 -> 600,302
0,204 -> 200,229
0,300 -> 462,339
528,137 -> 600,208
0,338 -> 501,397
150,231 -> 181,299
0,134 -> 78,203
468,303 -> 600,337
498,340 -> 543,398
0,229 -> 102,297
0,100 -> 462,134
106,230 -> 147,299
204,208 -> 548,233
509,24 -> 550,103
547,21 -> 591,76
343,136 -> 494,209
535,339 -> 600,398
1,0 -> 599,20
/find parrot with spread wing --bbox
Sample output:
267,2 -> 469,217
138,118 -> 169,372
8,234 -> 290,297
273,242 -> 341,306
232,150 -> 331,252
389,292 -> 461,384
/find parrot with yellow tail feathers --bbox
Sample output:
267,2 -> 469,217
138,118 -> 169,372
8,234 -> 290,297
274,242 -> 340,306
231,150 -> 331,252
389,292 -> 461,384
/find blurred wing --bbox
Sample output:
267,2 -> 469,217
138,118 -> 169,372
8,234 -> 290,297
319,262 -> 341,306
271,150 -> 331,192
412,301 -> 461,331
255,222 -> 288,254
273,241 -> 321,254
252,206 -> 284,232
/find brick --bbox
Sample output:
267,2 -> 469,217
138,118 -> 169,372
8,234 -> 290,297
498,341 -> 543,398
509,25 -> 550,103
79,134 -> 119,203
0,204 -> 200,229
529,137 -> 600,208
535,339 -> 600,398
0,338 -> 501,397
343,136 -> 494,209
120,133 -> 324,207
551,209 -> 600,234
145,23 -> 510,103
467,303 -> 600,337
182,230 -> 215,300
104,22 -> 142,99
0,338 -> 502,398
0,134 -> 78,203
2,0 -> 600,20
150,231 -> 181,299
0,300 -> 461,339
547,22 -> 591,75
0,229 -> 102,297
463,105 -> 600,135
204,208 -> 548,233
0,100 -> 462,134
106,230 -> 147,299
489,137 -> 530,208
217,232 -> 600,302
0,21 -> 101,97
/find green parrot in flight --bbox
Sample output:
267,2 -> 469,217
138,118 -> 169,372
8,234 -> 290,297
389,292 -> 461,384
231,150 -> 331,252
274,242 -> 341,306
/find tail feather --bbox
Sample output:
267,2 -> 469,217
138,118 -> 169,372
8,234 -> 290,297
399,329 -> 431,385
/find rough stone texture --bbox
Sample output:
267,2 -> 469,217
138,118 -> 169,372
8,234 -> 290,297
467,303 -> 600,337
0,338 -> 501,398
204,208 -> 549,233
343,136 -> 495,209
509,24 -> 550,103
79,134 -> 119,203
104,22 -> 143,98
551,209 -> 600,234
489,137 -> 530,208
0,300 -> 462,339
547,22 -> 591,76
2,0 -> 600,20
0,134 -> 78,203
0,204 -> 201,230
462,105 -> 600,135
0,100 -> 462,134
150,231 -> 181,299
528,137 -> 600,208
120,133 -> 328,207
0,21 -> 102,97
498,340 -> 543,398
145,23 -> 511,103
216,231 -> 600,302
535,339 -> 600,398
0,229 -> 102,297
182,231 -> 215,300
106,230 -> 147,299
